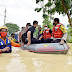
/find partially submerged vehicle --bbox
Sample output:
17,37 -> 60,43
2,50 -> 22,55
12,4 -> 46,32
21,43 -> 70,54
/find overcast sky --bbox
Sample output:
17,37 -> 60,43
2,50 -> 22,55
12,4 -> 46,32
0,0 -> 69,29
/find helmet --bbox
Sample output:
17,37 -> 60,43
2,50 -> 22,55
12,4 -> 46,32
0,26 -> 8,30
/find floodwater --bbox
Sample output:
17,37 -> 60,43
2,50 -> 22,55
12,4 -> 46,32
0,43 -> 72,72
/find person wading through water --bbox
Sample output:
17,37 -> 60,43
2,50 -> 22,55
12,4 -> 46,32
0,26 -> 20,53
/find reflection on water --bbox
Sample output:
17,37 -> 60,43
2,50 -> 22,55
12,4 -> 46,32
66,56 -> 72,65
6,57 -> 26,72
0,43 -> 72,72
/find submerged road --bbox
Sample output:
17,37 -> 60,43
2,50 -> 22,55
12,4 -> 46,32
0,43 -> 72,72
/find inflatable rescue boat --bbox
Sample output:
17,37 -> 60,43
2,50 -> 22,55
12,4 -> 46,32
21,43 -> 69,54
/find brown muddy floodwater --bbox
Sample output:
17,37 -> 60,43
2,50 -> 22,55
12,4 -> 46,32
0,43 -> 72,72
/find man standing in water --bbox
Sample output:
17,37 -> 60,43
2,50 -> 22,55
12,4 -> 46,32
52,18 -> 67,44
21,20 -> 41,46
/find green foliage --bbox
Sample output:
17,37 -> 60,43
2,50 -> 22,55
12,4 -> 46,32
42,16 -> 53,29
35,0 -> 72,16
47,8 -> 56,15
33,26 -> 39,38
35,8 -> 42,12
67,24 -> 70,27
35,0 -> 72,28
45,2 -> 53,7
5,23 -> 20,34
36,0 -> 44,4
67,18 -> 72,42
54,0 -> 71,15
67,35 -> 72,43
67,27 -> 72,36
42,14 -> 48,18
35,0 -> 55,17
67,26 -> 72,43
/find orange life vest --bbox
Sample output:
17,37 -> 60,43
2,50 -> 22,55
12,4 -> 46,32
43,28 -> 51,39
52,23 -> 63,38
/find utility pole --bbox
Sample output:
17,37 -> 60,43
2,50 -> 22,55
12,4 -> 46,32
4,9 -> 7,25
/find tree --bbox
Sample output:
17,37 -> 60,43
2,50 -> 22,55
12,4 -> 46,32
67,26 -> 72,42
35,0 -> 54,20
67,18 -> 72,42
42,16 -> 53,29
33,25 -> 41,38
5,22 -> 20,34
35,0 -> 72,28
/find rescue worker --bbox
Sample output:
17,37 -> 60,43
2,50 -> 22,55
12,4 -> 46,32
0,46 -> 9,53
21,20 -> 41,46
52,18 -> 67,44
0,26 -> 20,53
0,27 -> 9,53
39,25 -> 52,43
43,25 -> 53,43
37,26 -> 43,40
10,33 -> 16,42
43,25 -> 52,39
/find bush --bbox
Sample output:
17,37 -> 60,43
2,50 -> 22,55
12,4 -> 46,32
67,35 -> 72,43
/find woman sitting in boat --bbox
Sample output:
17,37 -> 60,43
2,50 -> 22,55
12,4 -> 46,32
0,26 -> 20,53
52,18 -> 67,44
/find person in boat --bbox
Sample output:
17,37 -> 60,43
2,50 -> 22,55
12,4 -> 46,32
0,26 -> 20,53
20,23 -> 32,42
26,23 -> 32,30
42,25 -> 53,43
37,25 -> 52,43
10,33 -> 16,42
52,18 -> 67,44
18,27 -> 27,43
37,26 -> 43,40
21,20 -> 41,46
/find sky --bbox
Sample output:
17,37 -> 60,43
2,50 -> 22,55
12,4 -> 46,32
0,0 -> 69,29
